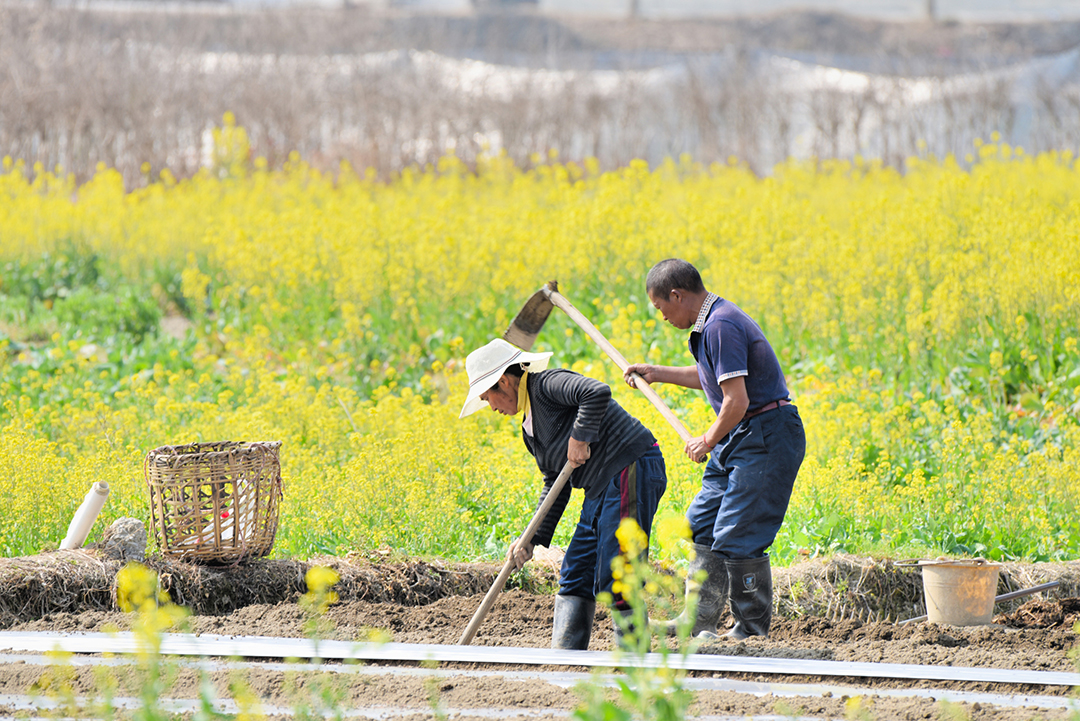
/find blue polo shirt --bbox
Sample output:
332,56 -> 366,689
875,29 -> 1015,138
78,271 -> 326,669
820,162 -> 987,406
688,293 -> 789,416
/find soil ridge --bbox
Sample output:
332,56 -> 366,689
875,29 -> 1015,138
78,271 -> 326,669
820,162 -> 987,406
2,550 -> 1077,627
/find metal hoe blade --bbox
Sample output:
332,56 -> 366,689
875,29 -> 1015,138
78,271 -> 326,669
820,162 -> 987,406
503,281 -> 557,351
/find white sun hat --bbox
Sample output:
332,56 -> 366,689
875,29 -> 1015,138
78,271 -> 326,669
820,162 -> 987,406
459,338 -> 553,419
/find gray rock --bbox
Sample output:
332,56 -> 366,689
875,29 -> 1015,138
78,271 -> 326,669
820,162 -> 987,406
102,517 -> 147,562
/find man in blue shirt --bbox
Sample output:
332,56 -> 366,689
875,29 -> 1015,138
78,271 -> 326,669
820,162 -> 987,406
625,258 -> 805,640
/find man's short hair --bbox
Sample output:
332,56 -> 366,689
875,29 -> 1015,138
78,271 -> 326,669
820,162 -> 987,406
646,258 -> 706,298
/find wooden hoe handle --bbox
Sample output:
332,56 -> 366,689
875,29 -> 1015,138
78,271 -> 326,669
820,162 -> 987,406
458,460 -> 575,645
544,286 -> 694,444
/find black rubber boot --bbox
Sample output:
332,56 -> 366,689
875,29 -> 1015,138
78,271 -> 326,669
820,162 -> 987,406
657,543 -> 729,638
551,594 -> 596,650
612,606 -> 650,652
725,555 -> 773,640
612,607 -> 632,650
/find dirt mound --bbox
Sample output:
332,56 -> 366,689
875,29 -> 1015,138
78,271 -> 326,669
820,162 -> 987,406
996,597 -> 1080,629
0,550 -> 542,628
4,551 -> 1079,629
769,597 -> 1080,640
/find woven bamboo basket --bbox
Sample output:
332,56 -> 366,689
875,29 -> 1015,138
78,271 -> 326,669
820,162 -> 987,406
144,441 -> 283,564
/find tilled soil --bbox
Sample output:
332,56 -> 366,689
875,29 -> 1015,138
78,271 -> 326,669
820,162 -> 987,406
10,590 -> 1080,670
3,590 -> 1079,720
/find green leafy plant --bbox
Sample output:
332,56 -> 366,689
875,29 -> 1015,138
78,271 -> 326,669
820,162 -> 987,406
843,695 -> 875,721
114,562 -> 190,721
774,699 -> 806,719
574,518 -> 697,721
287,564 -> 349,721
299,565 -> 341,650
27,563 -> 353,719
28,649 -> 81,719
422,660 -> 450,721
937,699 -> 970,721
30,563 -> 192,719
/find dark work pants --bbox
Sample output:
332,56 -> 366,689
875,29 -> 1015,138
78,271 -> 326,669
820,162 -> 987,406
558,445 -> 667,602
686,404 -> 805,558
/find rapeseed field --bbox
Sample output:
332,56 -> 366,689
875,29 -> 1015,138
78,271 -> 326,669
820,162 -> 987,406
1,123 -> 1078,564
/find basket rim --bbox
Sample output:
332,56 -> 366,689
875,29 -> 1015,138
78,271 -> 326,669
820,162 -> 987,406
146,440 -> 282,461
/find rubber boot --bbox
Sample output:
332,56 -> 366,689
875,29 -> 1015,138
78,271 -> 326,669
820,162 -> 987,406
725,555 -> 773,640
657,543 -> 729,638
612,606 -> 649,652
551,594 -> 596,650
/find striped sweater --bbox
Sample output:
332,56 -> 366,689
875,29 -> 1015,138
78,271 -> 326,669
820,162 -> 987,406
522,368 -> 657,547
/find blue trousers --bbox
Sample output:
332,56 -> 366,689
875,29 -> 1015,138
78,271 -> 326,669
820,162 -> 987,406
558,445 -> 667,602
686,404 -> 805,559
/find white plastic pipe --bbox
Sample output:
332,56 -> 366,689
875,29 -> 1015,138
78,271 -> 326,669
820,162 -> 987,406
60,481 -> 110,550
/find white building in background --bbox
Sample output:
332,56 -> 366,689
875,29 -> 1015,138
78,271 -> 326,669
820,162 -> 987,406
367,0 -> 1080,21
533,0 -> 1080,21
44,0 -> 1080,17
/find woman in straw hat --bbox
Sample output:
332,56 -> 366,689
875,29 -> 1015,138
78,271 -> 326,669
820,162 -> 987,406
460,338 -> 667,650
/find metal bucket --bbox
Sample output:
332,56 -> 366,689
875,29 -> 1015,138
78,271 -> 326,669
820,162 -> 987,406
919,559 -> 1000,626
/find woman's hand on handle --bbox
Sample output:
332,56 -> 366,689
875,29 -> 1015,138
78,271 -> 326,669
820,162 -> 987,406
508,537 -> 534,571
567,438 -> 591,468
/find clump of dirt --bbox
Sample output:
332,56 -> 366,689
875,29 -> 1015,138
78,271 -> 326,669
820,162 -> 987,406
761,604 -> 1080,673
996,598 -> 1080,629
